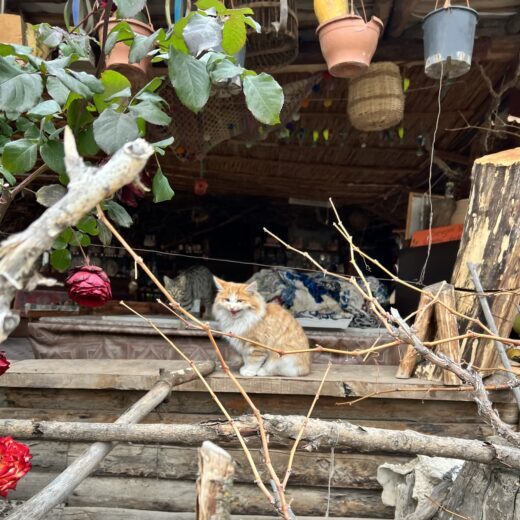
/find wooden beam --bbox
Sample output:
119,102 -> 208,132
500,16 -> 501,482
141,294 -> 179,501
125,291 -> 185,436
387,0 -> 421,38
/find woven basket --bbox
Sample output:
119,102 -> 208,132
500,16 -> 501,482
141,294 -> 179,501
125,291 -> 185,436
234,0 -> 299,70
347,62 -> 405,132
149,75 -> 320,160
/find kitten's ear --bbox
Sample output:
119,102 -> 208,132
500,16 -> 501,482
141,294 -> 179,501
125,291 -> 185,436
245,281 -> 258,294
213,276 -> 225,291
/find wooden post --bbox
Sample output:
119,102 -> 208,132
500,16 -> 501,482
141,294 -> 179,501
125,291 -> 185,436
6,362 -> 215,520
451,148 -> 520,370
196,442 -> 234,520
395,284 -> 440,379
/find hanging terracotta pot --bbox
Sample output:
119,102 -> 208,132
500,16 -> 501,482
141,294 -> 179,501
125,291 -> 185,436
423,0 -> 478,80
317,13 -> 383,78
95,10 -> 154,88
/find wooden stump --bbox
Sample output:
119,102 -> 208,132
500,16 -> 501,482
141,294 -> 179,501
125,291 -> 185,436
196,442 -> 234,520
431,461 -> 520,519
451,148 -> 520,369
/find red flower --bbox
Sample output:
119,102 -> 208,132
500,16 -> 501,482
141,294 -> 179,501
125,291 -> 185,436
0,353 -> 10,376
65,265 -> 112,308
0,437 -> 32,498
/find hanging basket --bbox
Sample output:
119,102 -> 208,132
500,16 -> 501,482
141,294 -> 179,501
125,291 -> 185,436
233,0 -> 299,70
148,75 -> 320,160
317,11 -> 383,78
423,0 -> 478,80
347,62 -> 405,132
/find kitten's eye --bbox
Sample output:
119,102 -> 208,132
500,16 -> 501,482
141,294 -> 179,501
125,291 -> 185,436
223,298 -> 230,302
237,299 -> 245,303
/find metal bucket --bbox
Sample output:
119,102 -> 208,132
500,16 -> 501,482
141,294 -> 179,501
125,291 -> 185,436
423,6 -> 478,79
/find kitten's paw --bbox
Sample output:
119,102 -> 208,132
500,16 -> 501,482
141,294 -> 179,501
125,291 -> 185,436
239,366 -> 258,377
256,367 -> 271,377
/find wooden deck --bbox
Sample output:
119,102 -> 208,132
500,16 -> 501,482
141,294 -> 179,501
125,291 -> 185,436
1,359 -> 515,403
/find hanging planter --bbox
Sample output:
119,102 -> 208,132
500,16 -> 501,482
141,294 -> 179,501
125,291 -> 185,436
423,0 -> 478,80
347,62 -> 405,132
95,8 -> 155,88
316,1 -> 383,79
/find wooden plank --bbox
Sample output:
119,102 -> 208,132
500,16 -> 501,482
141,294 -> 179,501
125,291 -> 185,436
435,286 -> 462,386
2,360 -> 516,402
60,508 -> 384,520
26,441 -> 410,489
10,473 -> 393,518
395,286 -> 437,379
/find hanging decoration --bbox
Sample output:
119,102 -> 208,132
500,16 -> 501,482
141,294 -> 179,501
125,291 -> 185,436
194,161 -> 209,196
423,0 -> 478,80
315,0 -> 383,78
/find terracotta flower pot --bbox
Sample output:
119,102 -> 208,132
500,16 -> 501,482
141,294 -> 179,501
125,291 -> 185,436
96,18 -> 154,88
317,14 -> 383,78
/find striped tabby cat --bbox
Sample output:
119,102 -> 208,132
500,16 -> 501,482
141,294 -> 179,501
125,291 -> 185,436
164,265 -> 214,318
213,277 -> 311,377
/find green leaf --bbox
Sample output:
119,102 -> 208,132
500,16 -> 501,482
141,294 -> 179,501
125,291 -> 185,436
104,22 -> 135,54
37,24 -> 64,48
28,100 -> 61,118
60,228 -> 74,243
209,59 -> 243,83
69,70 -> 104,94
104,199 -> 133,228
80,233 -> 91,246
196,0 -> 226,13
97,219 -> 113,246
152,167 -> 174,203
2,139 -> 38,174
0,56 -> 44,113
113,0 -> 147,18
244,16 -> 261,33
168,49 -> 210,113
222,15 -> 247,55
152,136 -> 174,155
224,7 -> 254,15
0,135 -> 9,153
129,100 -> 171,126
129,30 -> 159,64
40,141 -> 66,175
52,238 -> 68,250
77,215 -> 99,236
93,109 -> 140,155
36,184 -> 67,207
50,248 -> 71,272
48,67 -> 95,99
93,70 -> 132,112
0,165 -> 16,186
77,125 -> 99,156
0,119 -> 13,137
67,98 -> 94,131
0,43 -> 34,58
243,73 -> 284,125
24,123 -> 41,140
135,76 -> 163,96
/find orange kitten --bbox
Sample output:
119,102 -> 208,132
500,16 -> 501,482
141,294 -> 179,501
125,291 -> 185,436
213,277 -> 311,377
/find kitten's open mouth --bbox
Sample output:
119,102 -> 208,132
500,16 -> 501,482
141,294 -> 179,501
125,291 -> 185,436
230,310 -> 242,317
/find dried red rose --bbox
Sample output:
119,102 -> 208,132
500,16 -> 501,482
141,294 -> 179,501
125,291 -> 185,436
65,265 -> 112,308
0,437 -> 32,498
0,353 -> 10,376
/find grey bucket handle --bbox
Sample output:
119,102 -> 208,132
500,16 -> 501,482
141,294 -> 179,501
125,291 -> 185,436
435,0 -> 470,8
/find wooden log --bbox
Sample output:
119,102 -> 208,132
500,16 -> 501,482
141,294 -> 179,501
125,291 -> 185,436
196,442 -> 234,520
27,440 -> 409,489
10,473 -> 392,518
433,285 -> 461,386
396,286 -> 437,379
451,148 -> 520,369
1,415 -> 520,470
431,460 -> 520,520
58,510 -> 385,520
5,362 -> 215,520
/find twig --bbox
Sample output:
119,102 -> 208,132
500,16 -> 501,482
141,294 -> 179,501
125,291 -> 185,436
282,362 -> 332,490
426,496 -> 473,520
